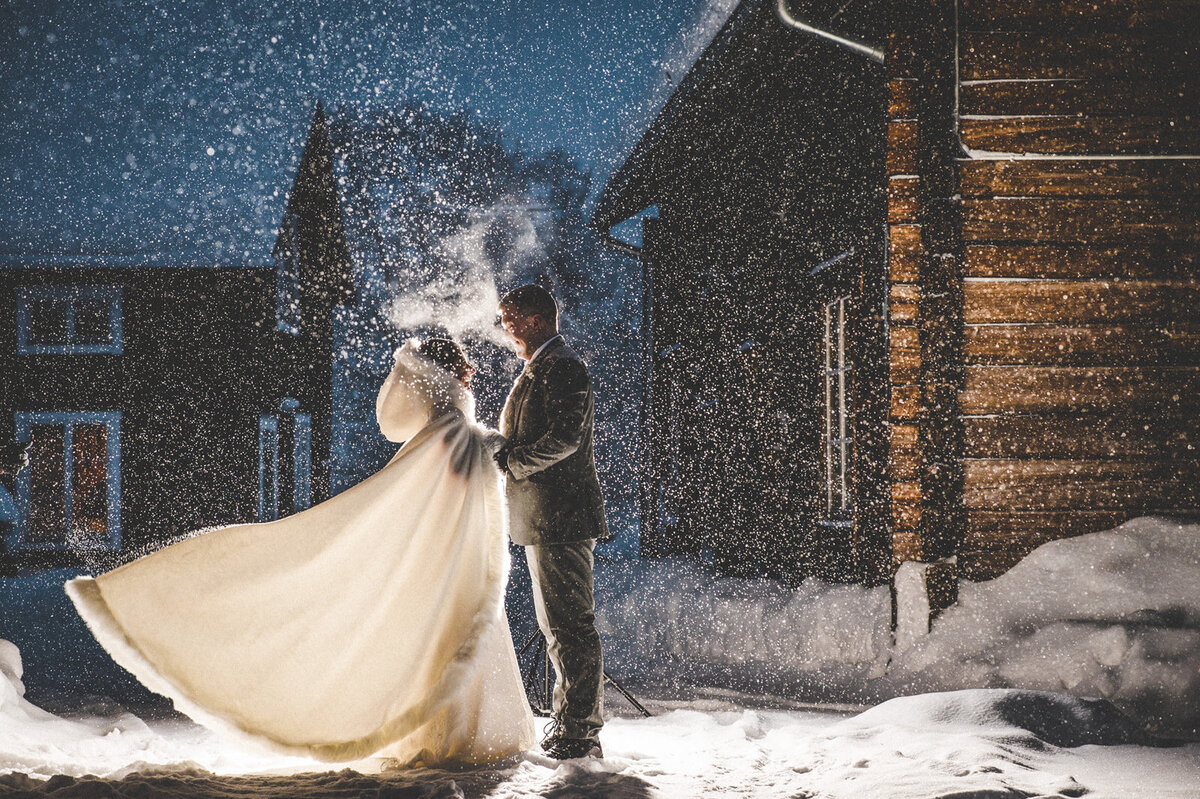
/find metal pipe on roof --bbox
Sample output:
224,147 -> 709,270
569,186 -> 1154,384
775,0 -> 885,64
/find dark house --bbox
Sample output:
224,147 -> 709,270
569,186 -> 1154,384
1,161 -> 351,572
596,0 -> 1198,604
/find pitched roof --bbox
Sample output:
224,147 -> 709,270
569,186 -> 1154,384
591,0 -> 765,234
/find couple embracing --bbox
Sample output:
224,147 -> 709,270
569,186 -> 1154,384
66,285 -> 607,766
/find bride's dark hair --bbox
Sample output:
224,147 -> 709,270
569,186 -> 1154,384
418,337 -> 474,379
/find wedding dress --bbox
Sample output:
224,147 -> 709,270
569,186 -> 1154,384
66,341 -> 536,765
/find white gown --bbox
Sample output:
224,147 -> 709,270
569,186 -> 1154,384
65,341 -> 536,766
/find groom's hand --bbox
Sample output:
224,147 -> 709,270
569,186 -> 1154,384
493,444 -> 511,474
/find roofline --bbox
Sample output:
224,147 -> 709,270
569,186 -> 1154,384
0,256 -> 271,269
591,0 -> 767,235
592,0 -> 886,235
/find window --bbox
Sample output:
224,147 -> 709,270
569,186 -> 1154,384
293,412 -> 312,511
259,415 -> 280,521
260,402 -> 311,518
275,213 -> 301,335
11,412 -> 121,551
822,296 -> 853,520
16,285 -> 123,354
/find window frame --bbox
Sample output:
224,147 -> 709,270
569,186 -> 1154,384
10,410 -> 122,552
821,295 -> 854,522
16,285 -> 124,355
258,414 -> 280,521
292,412 -> 312,511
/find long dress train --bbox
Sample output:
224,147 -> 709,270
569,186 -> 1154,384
65,341 -> 536,766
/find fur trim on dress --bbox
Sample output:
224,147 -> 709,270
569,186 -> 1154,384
376,339 -> 476,443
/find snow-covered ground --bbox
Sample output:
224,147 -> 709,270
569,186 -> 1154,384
1,678 -> 1198,798
0,516 -> 1197,796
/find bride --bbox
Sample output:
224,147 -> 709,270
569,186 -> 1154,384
66,338 -> 536,766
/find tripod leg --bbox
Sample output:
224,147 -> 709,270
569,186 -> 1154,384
604,670 -> 652,718
517,629 -> 542,657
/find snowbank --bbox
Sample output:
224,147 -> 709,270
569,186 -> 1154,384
597,516 -> 1200,735
891,517 -> 1200,735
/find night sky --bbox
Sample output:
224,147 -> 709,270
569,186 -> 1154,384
0,0 -> 734,264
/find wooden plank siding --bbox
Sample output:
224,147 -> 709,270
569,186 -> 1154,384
952,0 -> 1200,578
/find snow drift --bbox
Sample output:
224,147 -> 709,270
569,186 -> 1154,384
599,516 -> 1200,735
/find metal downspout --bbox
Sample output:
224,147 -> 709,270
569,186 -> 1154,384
775,0 -> 885,64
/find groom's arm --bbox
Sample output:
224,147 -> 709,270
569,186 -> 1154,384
504,358 -> 591,481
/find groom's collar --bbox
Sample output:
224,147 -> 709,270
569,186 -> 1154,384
527,334 -> 563,365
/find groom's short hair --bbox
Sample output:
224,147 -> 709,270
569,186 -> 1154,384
500,284 -> 557,322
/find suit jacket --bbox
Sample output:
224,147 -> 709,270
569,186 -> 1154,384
500,337 -> 609,546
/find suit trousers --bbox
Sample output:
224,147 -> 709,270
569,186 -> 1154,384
525,539 -> 604,740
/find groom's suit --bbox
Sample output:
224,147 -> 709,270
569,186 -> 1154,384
500,335 -> 606,741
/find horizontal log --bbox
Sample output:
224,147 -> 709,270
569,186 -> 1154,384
959,366 -> 1200,414
992,317 -> 1200,359
963,244 -> 1199,279
963,458 -> 1200,510
963,414 -> 1200,459
888,177 -> 920,223
891,385 -> 922,420
962,280 -> 1200,324
960,79 -> 1200,118
957,159 -> 1200,199
891,530 -> 924,562
960,31 -> 1200,81
889,224 -> 922,282
889,79 -> 918,119
892,500 -> 922,531
889,285 -> 919,322
960,117 -> 1200,157
887,121 -> 918,175
959,509 -> 1139,579
890,330 -> 921,383
964,323 -> 1200,365
961,198 -> 1200,244
889,422 -> 921,480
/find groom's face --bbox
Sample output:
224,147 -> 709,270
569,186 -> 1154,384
499,306 -> 541,360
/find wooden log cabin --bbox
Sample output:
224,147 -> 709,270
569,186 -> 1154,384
594,0 -> 1198,603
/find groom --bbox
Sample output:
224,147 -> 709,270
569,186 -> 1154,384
495,284 -> 608,760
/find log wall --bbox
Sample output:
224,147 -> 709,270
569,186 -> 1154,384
954,0 -> 1200,578
884,2 -> 962,572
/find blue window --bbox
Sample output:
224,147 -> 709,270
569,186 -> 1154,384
293,412 -> 312,511
275,213 -> 301,336
16,285 -> 123,355
11,411 -> 121,552
259,415 -> 280,521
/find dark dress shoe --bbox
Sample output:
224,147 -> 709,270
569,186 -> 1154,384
544,736 -> 603,760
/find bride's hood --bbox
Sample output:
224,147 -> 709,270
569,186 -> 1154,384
376,339 -> 476,443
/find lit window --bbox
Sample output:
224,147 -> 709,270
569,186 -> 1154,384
822,296 -> 853,520
16,286 -> 123,354
259,415 -> 280,521
275,213 -> 301,335
10,411 -> 121,551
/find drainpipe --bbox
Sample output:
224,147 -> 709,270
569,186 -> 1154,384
599,229 -> 643,258
775,0 -> 885,64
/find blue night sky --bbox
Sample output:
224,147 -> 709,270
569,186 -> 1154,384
0,0 -> 733,265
